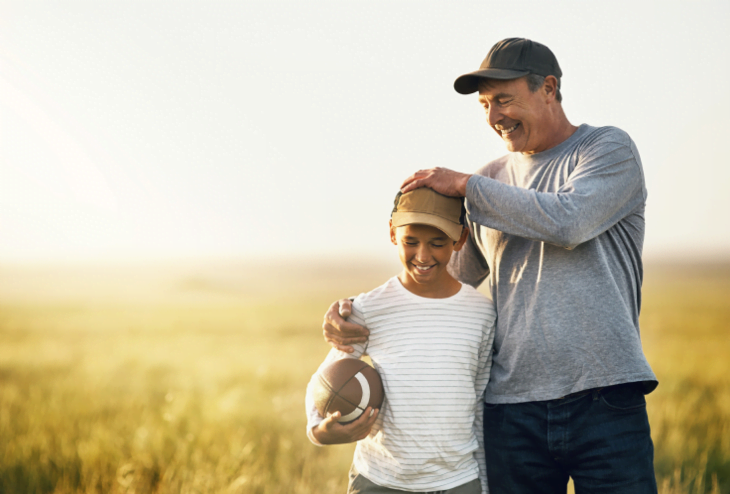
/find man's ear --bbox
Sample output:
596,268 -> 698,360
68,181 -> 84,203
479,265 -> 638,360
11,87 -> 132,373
452,226 -> 470,252
543,75 -> 559,102
389,220 -> 397,246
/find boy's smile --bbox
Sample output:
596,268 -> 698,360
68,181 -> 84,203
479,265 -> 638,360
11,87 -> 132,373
390,222 -> 467,298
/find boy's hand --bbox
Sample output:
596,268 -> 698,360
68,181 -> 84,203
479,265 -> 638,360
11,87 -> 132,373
323,299 -> 369,353
312,407 -> 379,445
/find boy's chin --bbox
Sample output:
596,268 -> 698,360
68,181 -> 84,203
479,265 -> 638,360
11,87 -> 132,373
406,269 -> 440,284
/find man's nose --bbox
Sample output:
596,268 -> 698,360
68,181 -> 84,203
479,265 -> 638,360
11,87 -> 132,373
486,105 -> 501,127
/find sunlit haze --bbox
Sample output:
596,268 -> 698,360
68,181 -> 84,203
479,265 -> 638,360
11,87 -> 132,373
1,1 -> 729,264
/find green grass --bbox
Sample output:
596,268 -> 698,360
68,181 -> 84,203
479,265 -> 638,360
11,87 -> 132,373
0,261 -> 728,493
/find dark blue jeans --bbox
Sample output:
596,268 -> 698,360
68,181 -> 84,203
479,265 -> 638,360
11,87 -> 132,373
483,383 -> 657,494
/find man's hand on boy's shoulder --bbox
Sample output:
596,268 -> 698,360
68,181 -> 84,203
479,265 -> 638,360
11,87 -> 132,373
312,407 -> 379,445
322,299 -> 369,353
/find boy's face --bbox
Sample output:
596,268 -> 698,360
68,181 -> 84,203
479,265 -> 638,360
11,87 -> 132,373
390,222 -> 467,290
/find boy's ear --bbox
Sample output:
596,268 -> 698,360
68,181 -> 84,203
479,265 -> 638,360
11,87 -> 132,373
389,220 -> 397,245
452,226 -> 470,252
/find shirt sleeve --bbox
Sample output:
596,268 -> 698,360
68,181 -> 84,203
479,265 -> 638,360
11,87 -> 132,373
305,297 -> 368,446
473,314 -> 496,494
447,225 -> 490,288
465,129 -> 646,250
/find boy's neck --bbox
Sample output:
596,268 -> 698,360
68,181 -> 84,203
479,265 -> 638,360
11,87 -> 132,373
397,271 -> 462,299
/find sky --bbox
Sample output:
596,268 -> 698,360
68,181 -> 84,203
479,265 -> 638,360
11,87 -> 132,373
1,1 -> 729,264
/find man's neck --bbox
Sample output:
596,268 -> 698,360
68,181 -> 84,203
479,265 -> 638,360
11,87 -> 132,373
523,109 -> 578,156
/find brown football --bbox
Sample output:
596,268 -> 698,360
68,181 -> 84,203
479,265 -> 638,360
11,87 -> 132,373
312,358 -> 384,424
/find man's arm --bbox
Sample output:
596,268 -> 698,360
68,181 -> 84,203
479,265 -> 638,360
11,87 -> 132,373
402,130 -> 645,250
447,226 -> 490,288
322,299 -> 369,353
463,137 -> 644,249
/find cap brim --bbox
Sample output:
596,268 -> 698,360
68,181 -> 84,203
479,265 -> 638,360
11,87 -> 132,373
391,212 -> 463,242
453,68 -> 530,94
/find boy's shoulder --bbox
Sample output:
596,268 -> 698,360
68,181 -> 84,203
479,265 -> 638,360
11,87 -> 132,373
454,284 -> 497,325
457,283 -> 494,306
352,276 -> 402,310
354,277 -> 494,314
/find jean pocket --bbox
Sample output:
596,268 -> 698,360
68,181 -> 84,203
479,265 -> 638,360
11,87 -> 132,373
600,384 -> 646,411
483,402 -> 500,410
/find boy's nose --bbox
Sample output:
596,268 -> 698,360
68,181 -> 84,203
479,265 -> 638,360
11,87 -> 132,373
415,247 -> 430,263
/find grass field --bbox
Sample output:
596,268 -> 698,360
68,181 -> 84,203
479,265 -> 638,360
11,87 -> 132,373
0,260 -> 728,493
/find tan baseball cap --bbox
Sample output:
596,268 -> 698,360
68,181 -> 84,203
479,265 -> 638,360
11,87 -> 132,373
391,188 -> 464,241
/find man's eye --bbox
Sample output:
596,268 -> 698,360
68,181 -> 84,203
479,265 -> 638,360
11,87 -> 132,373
405,242 -> 418,246
431,244 -> 446,248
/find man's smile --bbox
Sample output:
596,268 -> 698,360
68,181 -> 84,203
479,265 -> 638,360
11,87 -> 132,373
498,123 -> 520,136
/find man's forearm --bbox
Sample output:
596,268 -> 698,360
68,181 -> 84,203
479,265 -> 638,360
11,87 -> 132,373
465,162 -> 643,249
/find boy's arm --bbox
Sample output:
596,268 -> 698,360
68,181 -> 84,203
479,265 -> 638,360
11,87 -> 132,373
305,305 -> 377,445
304,344 -> 367,445
305,347 -> 351,444
309,406 -> 380,446
474,315 -> 497,494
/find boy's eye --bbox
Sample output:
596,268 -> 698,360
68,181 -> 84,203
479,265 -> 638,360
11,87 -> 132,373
431,244 -> 446,248
405,241 -> 418,246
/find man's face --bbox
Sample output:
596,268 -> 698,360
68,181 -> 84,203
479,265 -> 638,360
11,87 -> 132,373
477,76 -> 552,154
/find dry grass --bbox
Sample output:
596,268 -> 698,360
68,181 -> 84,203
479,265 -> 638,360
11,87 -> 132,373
0,260 -> 727,493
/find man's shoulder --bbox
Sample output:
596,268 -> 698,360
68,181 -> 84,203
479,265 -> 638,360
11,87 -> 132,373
578,125 -> 633,149
574,125 -> 643,171
474,153 -> 511,177
590,124 -> 630,137
475,125 -> 635,176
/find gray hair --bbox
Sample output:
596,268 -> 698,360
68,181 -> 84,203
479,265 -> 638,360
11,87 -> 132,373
525,74 -> 563,103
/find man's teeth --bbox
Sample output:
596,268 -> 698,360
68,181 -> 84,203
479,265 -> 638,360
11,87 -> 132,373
415,265 -> 434,271
500,123 -> 519,135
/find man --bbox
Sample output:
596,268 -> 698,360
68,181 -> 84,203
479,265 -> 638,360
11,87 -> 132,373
323,38 -> 658,493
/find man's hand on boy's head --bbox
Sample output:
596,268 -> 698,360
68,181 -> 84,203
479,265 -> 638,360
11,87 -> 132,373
312,407 -> 379,445
322,299 -> 369,353
400,167 -> 472,197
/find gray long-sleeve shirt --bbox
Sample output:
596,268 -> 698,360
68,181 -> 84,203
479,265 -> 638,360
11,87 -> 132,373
449,124 -> 657,404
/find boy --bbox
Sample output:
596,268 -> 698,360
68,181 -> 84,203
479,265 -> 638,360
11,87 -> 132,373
305,188 -> 496,494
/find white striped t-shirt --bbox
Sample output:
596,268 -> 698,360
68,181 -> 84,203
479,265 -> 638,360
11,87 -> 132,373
306,276 -> 496,493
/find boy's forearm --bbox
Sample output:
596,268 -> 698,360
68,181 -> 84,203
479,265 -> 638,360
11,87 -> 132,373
310,424 -> 339,445
308,425 -> 324,446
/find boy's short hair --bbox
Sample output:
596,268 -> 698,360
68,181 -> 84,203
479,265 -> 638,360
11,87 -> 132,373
391,188 -> 466,241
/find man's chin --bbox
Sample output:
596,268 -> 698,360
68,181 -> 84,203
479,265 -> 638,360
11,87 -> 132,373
501,136 -> 527,153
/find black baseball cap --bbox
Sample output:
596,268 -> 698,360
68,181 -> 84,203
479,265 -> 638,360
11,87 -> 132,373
454,38 -> 562,95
